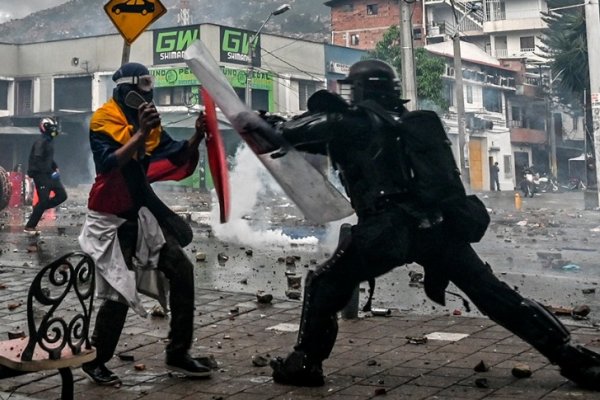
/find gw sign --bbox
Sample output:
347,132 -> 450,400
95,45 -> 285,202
219,26 -> 261,67
153,25 -> 200,65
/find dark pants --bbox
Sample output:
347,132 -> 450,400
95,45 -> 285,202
89,222 -> 195,367
294,208 -> 569,364
26,175 -> 67,228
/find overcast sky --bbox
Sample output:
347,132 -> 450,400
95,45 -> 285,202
0,0 -> 70,23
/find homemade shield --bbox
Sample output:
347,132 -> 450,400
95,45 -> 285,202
184,40 -> 353,223
201,88 -> 230,223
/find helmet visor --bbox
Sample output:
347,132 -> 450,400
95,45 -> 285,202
115,74 -> 155,92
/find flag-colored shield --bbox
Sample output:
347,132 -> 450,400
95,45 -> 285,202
201,88 -> 230,223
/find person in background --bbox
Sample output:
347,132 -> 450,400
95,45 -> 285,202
491,161 -> 500,191
79,62 -> 214,385
24,117 -> 67,234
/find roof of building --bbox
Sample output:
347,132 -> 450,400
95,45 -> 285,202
425,40 -> 519,72
324,0 -> 349,7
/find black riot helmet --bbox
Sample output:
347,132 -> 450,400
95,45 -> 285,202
338,59 -> 409,109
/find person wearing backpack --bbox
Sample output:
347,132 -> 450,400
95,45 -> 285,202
269,59 -> 600,390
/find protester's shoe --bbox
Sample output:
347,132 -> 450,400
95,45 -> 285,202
81,363 -> 121,385
556,345 -> 600,391
166,353 -> 212,377
270,351 -> 325,387
23,227 -> 40,236
194,354 -> 219,370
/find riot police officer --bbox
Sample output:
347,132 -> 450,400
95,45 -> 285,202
269,59 -> 600,390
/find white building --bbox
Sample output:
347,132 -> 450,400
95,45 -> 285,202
424,0 -> 585,184
426,40 -> 515,191
0,24 -> 367,187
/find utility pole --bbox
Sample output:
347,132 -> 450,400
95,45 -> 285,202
450,1 -> 480,189
245,4 -> 291,109
547,69 -> 557,178
453,32 -> 469,187
399,0 -> 417,110
584,0 -> 600,209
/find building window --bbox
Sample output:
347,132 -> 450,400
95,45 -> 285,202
54,76 -> 92,111
299,80 -> 318,111
350,34 -> 360,46
233,87 -> 269,111
15,80 -> 32,115
341,4 -> 353,12
413,27 -> 422,40
483,88 -> 502,113
466,85 -> 473,104
444,82 -> 454,107
367,4 -> 379,15
519,36 -> 535,51
0,80 -> 8,110
503,155 -> 512,174
155,86 -> 195,106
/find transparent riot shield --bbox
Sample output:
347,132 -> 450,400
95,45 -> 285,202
184,40 -> 353,223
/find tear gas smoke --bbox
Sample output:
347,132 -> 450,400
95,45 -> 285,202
209,143 -> 356,249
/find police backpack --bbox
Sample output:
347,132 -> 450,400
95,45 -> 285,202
358,100 -> 490,243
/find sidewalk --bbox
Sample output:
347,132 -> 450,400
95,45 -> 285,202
0,189 -> 599,399
0,281 -> 599,400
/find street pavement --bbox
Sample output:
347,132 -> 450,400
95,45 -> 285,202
0,187 -> 599,399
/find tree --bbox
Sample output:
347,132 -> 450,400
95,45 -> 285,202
368,25 -> 447,110
540,0 -> 587,109
540,0 -> 596,192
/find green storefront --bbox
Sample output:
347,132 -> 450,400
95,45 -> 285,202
149,65 -> 274,190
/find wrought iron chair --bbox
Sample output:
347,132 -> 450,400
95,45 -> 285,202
0,252 -> 96,400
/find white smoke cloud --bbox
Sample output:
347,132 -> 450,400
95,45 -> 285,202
209,143 -> 357,250
209,144 -> 319,248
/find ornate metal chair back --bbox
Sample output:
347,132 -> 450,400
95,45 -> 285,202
21,252 -> 95,362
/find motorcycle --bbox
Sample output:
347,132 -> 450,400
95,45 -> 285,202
537,173 -> 560,193
562,177 -> 586,191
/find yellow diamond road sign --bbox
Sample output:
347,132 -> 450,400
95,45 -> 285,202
104,0 -> 167,45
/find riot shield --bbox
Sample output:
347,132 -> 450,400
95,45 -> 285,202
184,40 -> 353,223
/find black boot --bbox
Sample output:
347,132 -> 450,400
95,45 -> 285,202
458,269 -> 600,392
81,363 -> 121,385
166,352 -> 212,377
270,351 -> 325,387
194,355 -> 219,370
84,300 -> 128,385
553,344 -> 600,390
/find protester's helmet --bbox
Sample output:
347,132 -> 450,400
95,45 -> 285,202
112,62 -> 155,106
338,59 -> 408,106
39,117 -> 59,137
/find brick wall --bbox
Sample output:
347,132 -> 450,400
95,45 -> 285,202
329,0 -> 423,50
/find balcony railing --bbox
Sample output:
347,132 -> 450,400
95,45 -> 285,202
491,48 -> 537,59
485,0 -> 545,22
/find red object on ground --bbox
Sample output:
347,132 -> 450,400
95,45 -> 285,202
8,172 -> 22,207
32,186 -> 55,207
201,87 -> 230,223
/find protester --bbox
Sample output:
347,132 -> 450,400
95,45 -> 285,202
269,59 -> 600,390
79,62 -> 213,385
24,117 -> 67,233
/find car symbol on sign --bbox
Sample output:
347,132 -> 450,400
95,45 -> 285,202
112,0 -> 155,15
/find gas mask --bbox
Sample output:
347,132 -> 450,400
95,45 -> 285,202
39,117 -> 59,137
115,75 -> 155,107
